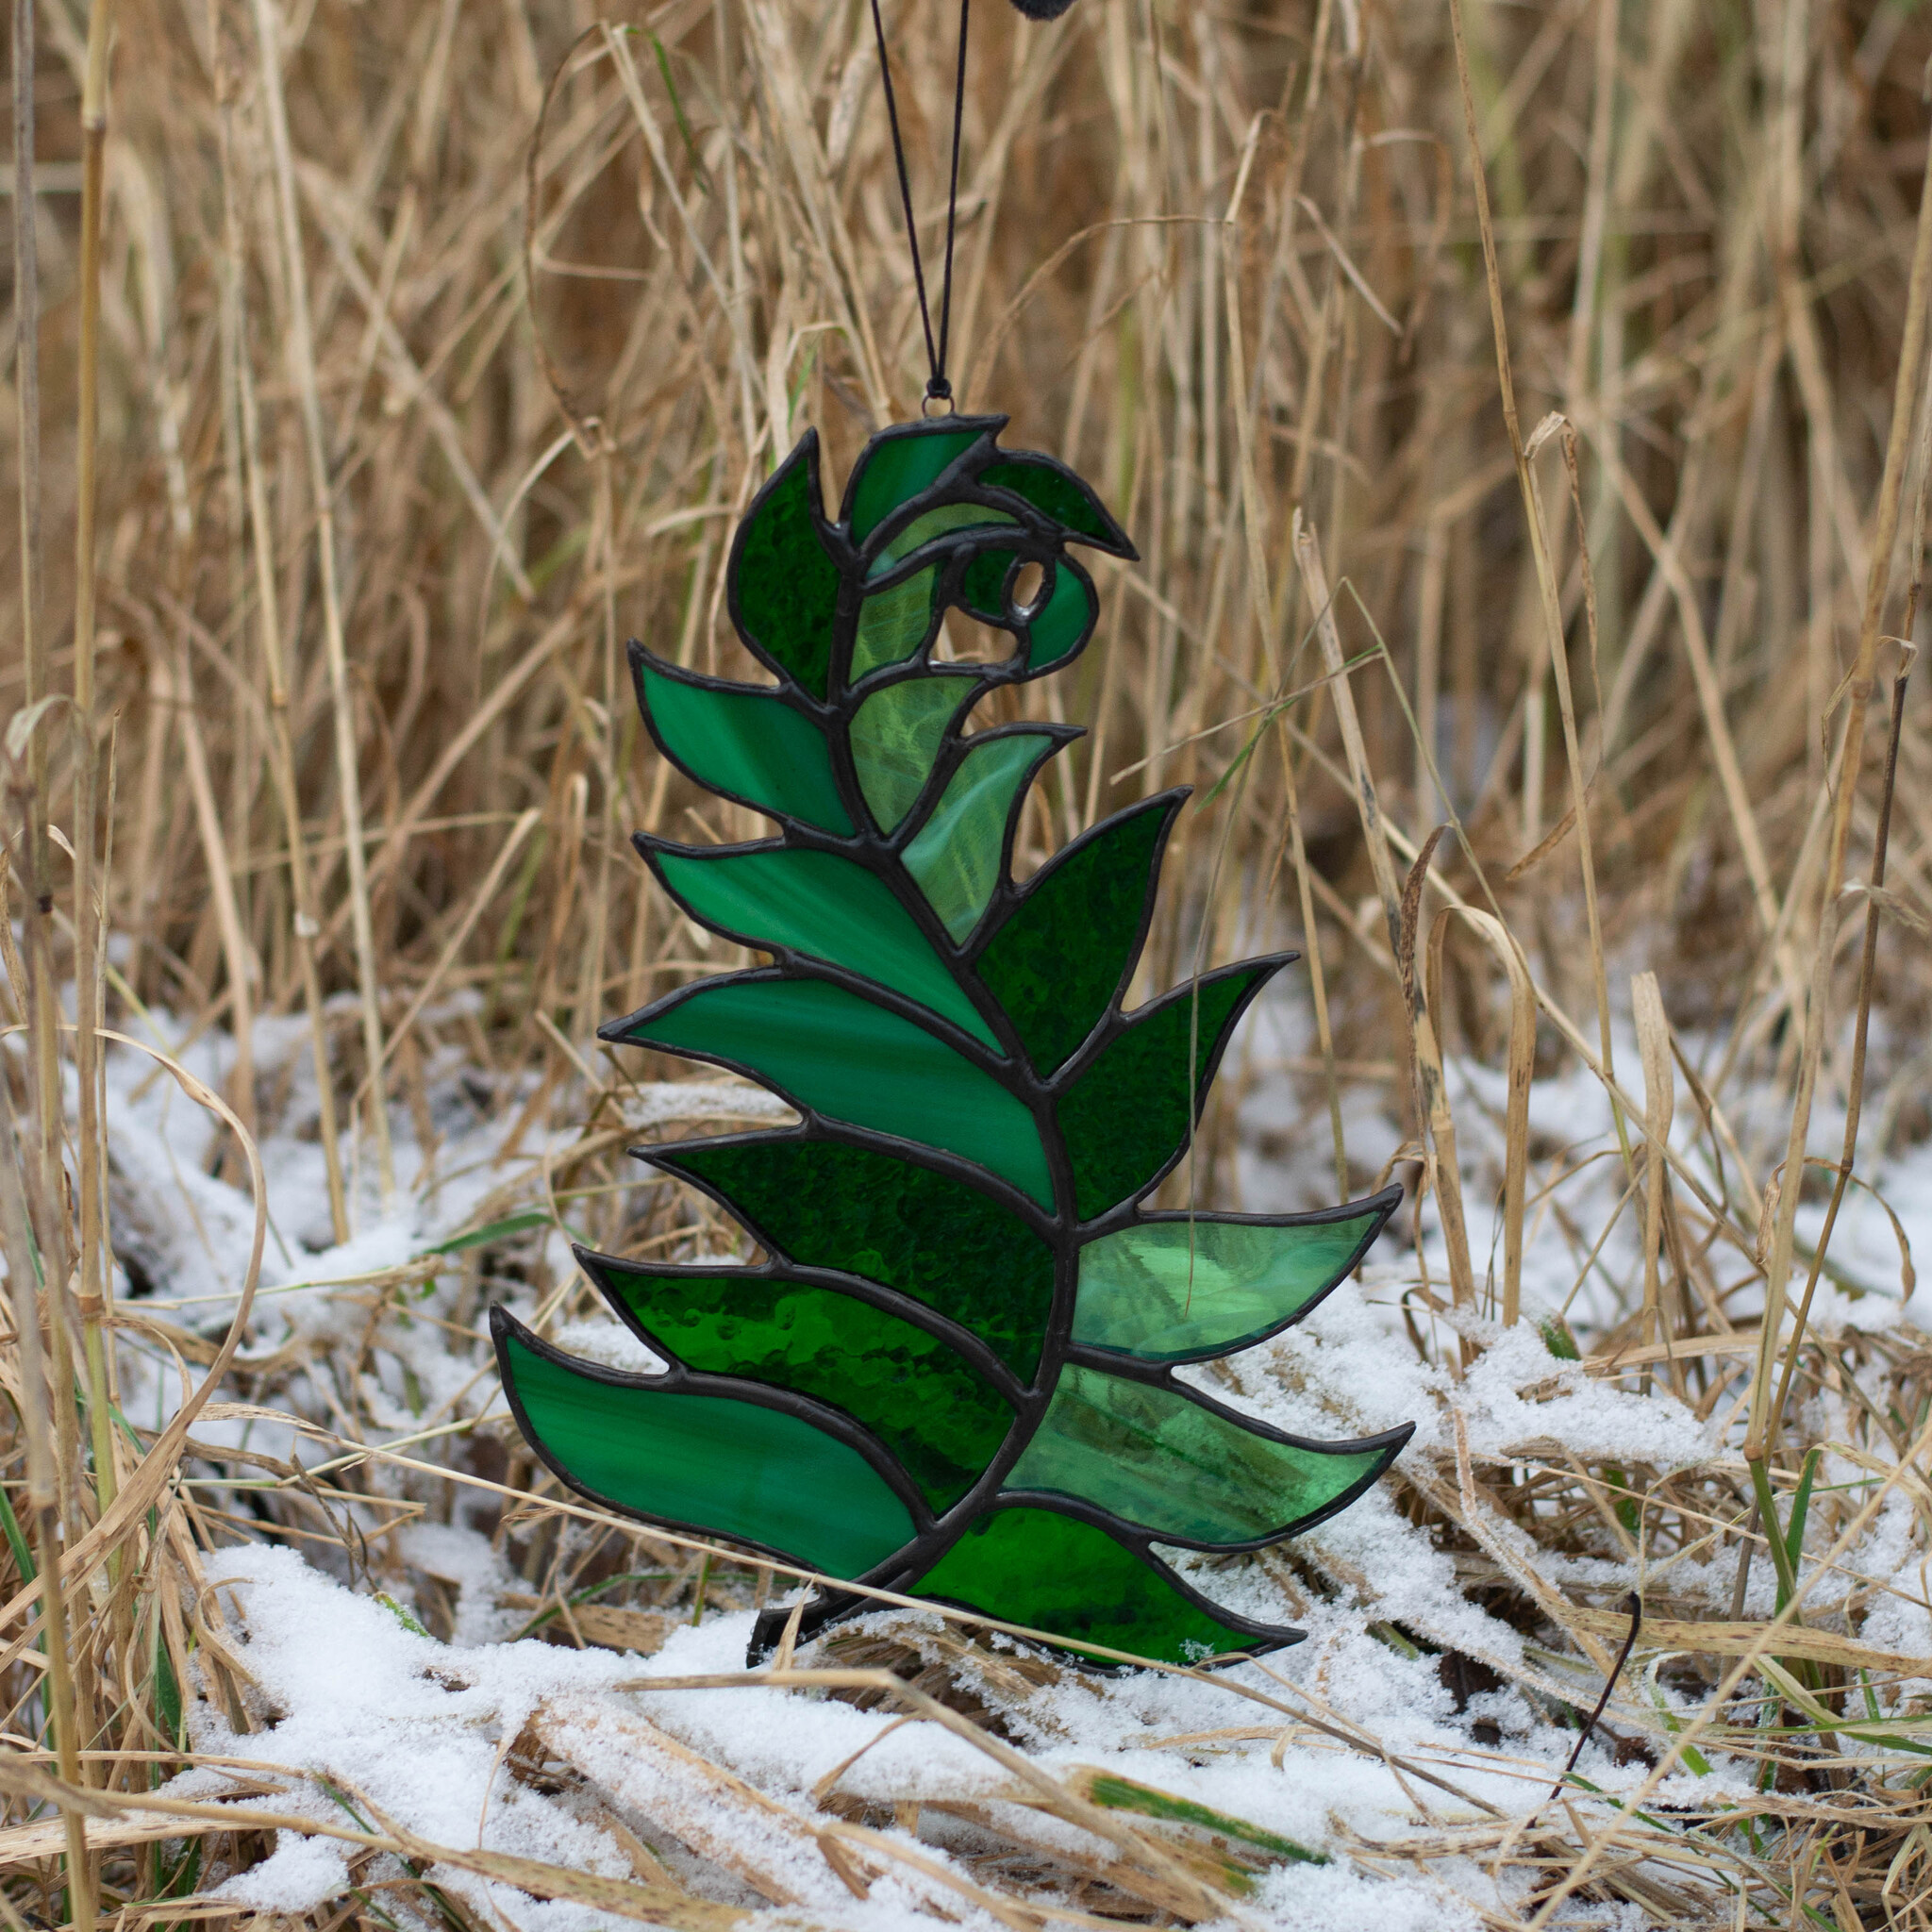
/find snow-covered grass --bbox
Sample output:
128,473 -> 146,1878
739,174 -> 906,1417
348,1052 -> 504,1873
7,992 -> 1926,1931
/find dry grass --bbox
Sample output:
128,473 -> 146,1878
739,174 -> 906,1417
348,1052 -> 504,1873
4,0 -> 1932,1924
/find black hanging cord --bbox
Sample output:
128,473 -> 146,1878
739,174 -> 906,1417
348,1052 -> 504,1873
868,0 -> 972,408
933,0 -> 971,402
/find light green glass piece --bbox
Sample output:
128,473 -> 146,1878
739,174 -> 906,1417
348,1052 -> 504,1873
1028,561 -> 1094,670
868,503 -> 1020,577
498,1323 -> 915,1576
851,567 -> 938,681
850,678 -> 972,831
638,658 -> 852,835
903,732 -> 1053,943
1073,1213 -> 1379,1362
624,976 -> 1052,1205
654,845 -> 995,1047
1005,1362 -> 1386,1544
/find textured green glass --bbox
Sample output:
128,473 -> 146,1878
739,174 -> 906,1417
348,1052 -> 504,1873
657,1140 -> 1052,1377
503,422 -> 1411,1671
848,426 -> 982,542
733,440 -> 840,698
625,977 -> 1052,1205
1007,1363 -> 1385,1544
960,547 -> 1020,621
868,504 -> 1020,578
639,659 -> 852,835
850,677 -> 972,832
1074,1213 -> 1381,1362
1027,562 -> 1093,670
979,458 -> 1125,550
654,845 -> 994,1047
850,567 -> 938,681
976,798 -> 1169,1074
911,1507 -> 1268,1664
1058,965 -> 1272,1218
592,1262 -> 1012,1510
500,1324 -> 913,1575
904,732 -> 1054,942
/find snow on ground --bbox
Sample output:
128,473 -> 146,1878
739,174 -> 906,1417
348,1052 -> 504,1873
17,983 -> 1929,1924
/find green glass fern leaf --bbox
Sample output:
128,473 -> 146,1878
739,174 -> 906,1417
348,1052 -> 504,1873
492,416 -> 1412,1668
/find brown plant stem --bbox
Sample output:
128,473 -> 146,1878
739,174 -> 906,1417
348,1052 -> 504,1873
1744,125 -> 1932,1470
71,0 -> 121,1580
0,1072 -> 94,1931
208,30 -> 348,1241
1764,651 -> 1913,1445
12,0 -> 40,750
1445,0 -> 1629,1183
250,0 -> 394,1203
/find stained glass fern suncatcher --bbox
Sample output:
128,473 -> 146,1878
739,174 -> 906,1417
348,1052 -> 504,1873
491,416 -> 1413,1666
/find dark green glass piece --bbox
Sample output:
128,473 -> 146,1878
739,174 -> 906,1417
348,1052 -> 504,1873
975,796 -> 1173,1074
497,1320 -> 914,1575
909,1505 -> 1281,1664
960,547 -> 1020,622
979,458 -> 1133,555
622,976 -> 1052,1205
850,567 -> 939,681
850,676 -> 973,831
849,426 -> 984,543
1074,1211 -> 1382,1362
731,436 -> 841,698
904,731 -> 1057,942
656,1139 -> 1053,1378
1057,964 -> 1276,1219
652,844 -> 995,1047
591,1262 -> 1012,1511
1027,559 -> 1094,671
1006,1363 -> 1388,1543
636,656 -> 852,835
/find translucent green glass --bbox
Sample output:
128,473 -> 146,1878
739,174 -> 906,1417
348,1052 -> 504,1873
593,1261 -> 1012,1510
508,421 -> 1416,1668
624,977 -> 1052,1205
848,426 -> 982,542
904,732 -> 1054,942
638,659 -> 853,835
1027,561 -> 1094,670
850,567 -> 938,681
910,1506 -> 1270,1664
1057,965 -> 1272,1218
868,503 -> 1021,578
960,547 -> 1019,621
654,845 -> 995,1047
733,441 -> 840,698
1073,1212 -> 1381,1361
1006,1363 -> 1386,1544
657,1139 -> 1052,1377
499,1323 -> 914,1575
975,798 -> 1169,1074
850,676 -> 971,832
979,458 -> 1124,549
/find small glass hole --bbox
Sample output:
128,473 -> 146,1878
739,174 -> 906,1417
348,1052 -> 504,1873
1010,560 -> 1046,615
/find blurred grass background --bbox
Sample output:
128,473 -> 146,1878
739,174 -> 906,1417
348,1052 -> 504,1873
8,0 -> 1927,1164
